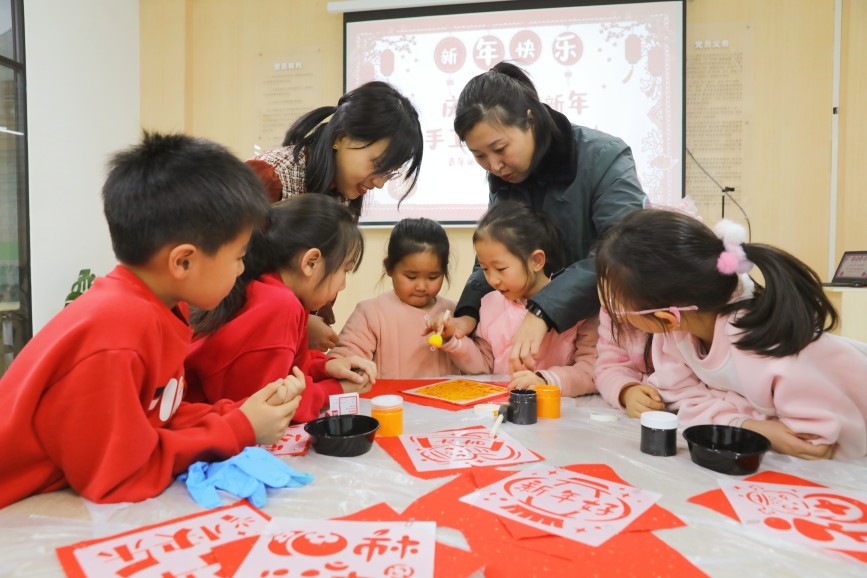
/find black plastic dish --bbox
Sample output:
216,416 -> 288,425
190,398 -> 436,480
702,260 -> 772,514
304,415 -> 380,457
682,424 -> 771,475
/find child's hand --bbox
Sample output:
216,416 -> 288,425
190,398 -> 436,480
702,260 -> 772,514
508,369 -> 545,390
241,368 -> 305,444
265,366 -> 307,406
339,372 -> 373,394
308,314 -> 338,352
620,383 -> 664,418
742,419 -> 836,460
326,356 -> 377,387
423,310 -> 459,342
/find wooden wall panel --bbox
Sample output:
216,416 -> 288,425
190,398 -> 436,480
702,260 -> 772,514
838,0 -> 867,257
686,0 -> 835,276
140,0 -> 187,132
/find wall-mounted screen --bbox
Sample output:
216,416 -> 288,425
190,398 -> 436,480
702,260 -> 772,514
345,0 -> 684,224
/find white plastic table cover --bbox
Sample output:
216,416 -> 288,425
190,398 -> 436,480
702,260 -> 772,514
0,382 -> 865,577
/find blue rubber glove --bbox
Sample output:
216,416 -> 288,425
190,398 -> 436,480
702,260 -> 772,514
179,447 -> 313,509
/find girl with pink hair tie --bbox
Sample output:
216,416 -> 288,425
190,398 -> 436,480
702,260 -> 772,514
595,208 -> 867,460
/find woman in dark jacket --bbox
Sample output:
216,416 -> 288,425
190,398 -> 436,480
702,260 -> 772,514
450,62 -> 647,373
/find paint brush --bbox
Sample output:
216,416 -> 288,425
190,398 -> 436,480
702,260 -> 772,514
489,404 -> 508,438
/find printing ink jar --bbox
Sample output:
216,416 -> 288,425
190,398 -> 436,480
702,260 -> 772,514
640,411 -> 678,456
533,385 -> 561,419
370,395 -> 403,437
507,389 -> 537,425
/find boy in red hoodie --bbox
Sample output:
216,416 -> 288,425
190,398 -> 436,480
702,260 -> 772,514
0,132 -> 304,508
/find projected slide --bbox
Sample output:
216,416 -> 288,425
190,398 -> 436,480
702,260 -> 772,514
346,1 -> 683,223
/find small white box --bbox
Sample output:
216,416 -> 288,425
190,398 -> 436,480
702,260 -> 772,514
329,392 -> 359,415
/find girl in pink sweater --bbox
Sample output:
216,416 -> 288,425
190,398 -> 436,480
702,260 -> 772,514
435,201 -> 599,396
596,208 -> 867,459
330,218 -> 458,378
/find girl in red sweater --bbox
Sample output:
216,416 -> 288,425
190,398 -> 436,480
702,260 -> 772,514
185,195 -> 376,422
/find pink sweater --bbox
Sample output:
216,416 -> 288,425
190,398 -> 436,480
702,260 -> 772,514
330,291 -> 458,379
594,308 -> 652,409
440,291 -> 599,397
648,312 -> 867,458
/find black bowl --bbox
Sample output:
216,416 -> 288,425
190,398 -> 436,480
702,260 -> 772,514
304,415 -> 380,457
682,425 -> 771,475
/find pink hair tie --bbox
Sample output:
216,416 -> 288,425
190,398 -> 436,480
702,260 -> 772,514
713,219 -> 754,275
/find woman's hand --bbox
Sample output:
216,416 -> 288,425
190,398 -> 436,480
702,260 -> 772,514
308,314 -> 338,352
508,370 -> 545,390
619,383 -> 665,418
742,419 -> 836,460
325,355 -> 377,387
508,312 -> 549,372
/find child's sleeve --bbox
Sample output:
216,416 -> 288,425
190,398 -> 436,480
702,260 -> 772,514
757,345 -> 867,457
35,351 -> 254,505
439,334 -> 494,374
300,347 -> 331,382
594,309 -> 651,408
537,315 -> 599,397
202,346 -> 298,402
329,302 -> 377,362
648,338 -> 761,428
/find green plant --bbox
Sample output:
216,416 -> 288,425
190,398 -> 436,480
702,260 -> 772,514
64,269 -> 96,306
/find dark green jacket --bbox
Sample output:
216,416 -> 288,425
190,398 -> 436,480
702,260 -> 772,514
456,108 -> 647,332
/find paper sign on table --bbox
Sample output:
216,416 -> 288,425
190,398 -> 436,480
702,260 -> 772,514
720,480 -> 867,553
402,378 -> 507,406
233,518 -> 436,578
329,392 -> 359,415
56,501 -> 269,578
259,423 -> 310,456
459,465 -> 660,547
399,427 -> 540,472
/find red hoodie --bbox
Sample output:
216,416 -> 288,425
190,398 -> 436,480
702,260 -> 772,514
0,266 -> 255,508
185,272 -> 341,422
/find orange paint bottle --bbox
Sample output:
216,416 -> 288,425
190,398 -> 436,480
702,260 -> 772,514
371,394 -> 404,437
534,385 -> 561,419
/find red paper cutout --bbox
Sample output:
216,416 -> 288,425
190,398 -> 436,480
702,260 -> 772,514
209,535 -> 260,578
336,502 -> 485,578
689,470 -> 867,564
56,501 -> 270,578
377,425 -> 544,479
362,379 -> 509,412
401,464 -> 698,578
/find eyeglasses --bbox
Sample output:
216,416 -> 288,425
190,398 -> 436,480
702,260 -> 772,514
365,144 -> 403,182
619,305 -> 698,323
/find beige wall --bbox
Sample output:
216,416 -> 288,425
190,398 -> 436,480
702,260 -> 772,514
838,0 -> 867,257
141,0 -> 867,332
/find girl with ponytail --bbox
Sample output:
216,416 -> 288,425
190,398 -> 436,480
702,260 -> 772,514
185,195 -> 376,423
596,208 -> 867,459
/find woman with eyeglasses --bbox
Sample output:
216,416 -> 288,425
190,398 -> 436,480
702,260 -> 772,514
248,81 -> 424,351
249,81 -> 423,218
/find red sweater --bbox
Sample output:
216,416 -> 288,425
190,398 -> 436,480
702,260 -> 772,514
184,272 -> 341,422
0,266 -> 255,508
